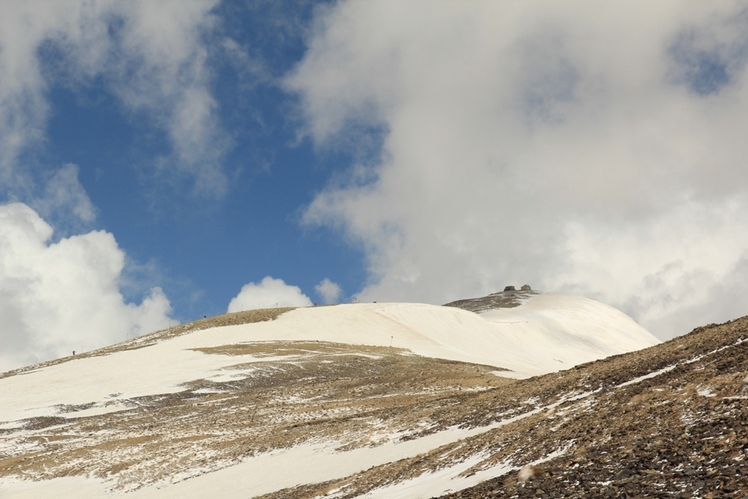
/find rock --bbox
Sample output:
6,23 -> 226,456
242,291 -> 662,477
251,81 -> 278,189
518,465 -> 543,484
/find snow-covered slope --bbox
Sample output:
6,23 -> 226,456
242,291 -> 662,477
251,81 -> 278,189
184,293 -> 657,376
0,293 -> 660,498
0,294 -> 656,423
272,293 -> 658,377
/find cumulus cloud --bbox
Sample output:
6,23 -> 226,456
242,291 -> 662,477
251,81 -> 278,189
315,278 -> 342,304
0,0 -> 227,196
227,276 -> 313,313
287,1 -> 748,339
0,203 -> 173,372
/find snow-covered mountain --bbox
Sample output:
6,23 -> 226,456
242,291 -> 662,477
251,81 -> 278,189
11,290 -> 738,498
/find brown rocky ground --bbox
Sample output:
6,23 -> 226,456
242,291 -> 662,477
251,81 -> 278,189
436,318 -> 748,498
444,289 -> 538,313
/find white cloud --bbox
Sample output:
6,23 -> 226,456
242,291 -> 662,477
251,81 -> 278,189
227,276 -> 313,313
287,1 -> 748,339
315,278 -> 342,304
0,203 -> 173,372
0,1 -> 226,371
0,0 -> 226,196
27,164 -> 97,234
109,0 -> 229,196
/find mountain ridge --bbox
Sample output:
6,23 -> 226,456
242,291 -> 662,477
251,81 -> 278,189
3,293 -> 744,497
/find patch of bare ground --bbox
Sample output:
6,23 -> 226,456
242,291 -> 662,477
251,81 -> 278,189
444,289 -> 538,313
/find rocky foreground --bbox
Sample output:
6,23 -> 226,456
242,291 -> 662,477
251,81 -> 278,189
438,317 -> 748,498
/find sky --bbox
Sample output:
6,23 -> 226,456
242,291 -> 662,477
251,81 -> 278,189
2,0 -> 748,371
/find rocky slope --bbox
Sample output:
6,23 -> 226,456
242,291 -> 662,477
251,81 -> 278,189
443,287 -> 538,312
437,318 -> 748,498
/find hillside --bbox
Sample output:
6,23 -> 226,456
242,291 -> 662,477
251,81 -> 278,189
3,292 -> 743,497
438,316 -> 748,498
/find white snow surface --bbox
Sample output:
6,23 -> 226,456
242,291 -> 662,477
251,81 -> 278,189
0,293 -> 660,498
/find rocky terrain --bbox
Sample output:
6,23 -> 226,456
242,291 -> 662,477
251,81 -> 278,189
437,318 -> 748,498
1,292 -> 745,498
443,287 -> 538,313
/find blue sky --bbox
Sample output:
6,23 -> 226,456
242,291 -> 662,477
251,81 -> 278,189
39,1 -> 362,313
3,1 -> 748,371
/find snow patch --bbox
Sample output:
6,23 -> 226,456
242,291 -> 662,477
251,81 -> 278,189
617,365 -> 677,388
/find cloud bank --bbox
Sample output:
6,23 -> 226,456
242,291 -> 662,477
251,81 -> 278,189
0,203 -> 173,372
227,276 -> 313,312
287,1 -> 748,339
